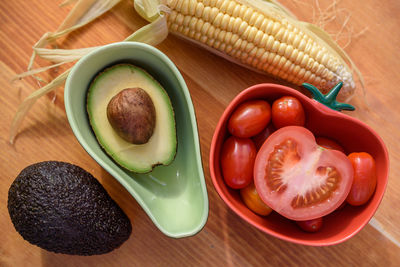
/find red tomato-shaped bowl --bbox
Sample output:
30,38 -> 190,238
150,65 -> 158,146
209,83 -> 389,246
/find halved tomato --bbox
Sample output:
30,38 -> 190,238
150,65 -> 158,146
254,126 -> 354,221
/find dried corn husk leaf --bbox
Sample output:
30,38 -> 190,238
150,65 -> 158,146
10,0 -> 171,143
11,0 -> 121,143
10,69 -> 71,144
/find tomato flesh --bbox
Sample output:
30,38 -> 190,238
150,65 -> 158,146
346,152 -> 377,206
221,136 -> 256,189
254,126 -> 354,221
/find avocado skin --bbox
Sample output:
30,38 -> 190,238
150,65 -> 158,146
7,161 -> 132,256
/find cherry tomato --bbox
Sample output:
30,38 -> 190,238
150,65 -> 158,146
252,123 -> 276,150
335,201 -> 347,211
346,152 -> 377,206
296,217 -> 323,233
316,137 -> 345,153
271,96 -> 305,129
253,126 -> 354,221
228,100 -> 271,138
240,182 -> 273,216
221,136 -> 256,189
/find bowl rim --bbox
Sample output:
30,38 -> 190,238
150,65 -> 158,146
209,82 -> 389,246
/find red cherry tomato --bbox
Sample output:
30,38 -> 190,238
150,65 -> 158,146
253,126 -> 354,221
221,136 -> 256,189
240,182 -> 273,216
346,152 -> 377,206
252,123 -> 276,150
228,100 -> 271,138
335,201 -> 347,211
316,137 -> 345,153
271,96 -> 305,129
296,217 -> 323,233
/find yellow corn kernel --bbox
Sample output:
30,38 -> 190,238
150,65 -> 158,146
165,0 -> 354,94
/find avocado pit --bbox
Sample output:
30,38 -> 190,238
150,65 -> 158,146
107,87 -> 156,144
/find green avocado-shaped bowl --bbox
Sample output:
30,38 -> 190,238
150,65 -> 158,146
64,42 -> 209,238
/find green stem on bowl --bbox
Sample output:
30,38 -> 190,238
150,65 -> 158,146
302,82 -> 355,111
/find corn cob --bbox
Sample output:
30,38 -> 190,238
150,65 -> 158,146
157,0 -> 357,98
11,0 -> 362,144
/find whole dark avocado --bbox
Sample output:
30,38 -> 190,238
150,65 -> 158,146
7,161 -> 132,256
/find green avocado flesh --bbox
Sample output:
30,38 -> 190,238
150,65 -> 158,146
7,161 -> 132,256
87,64 -> 177,173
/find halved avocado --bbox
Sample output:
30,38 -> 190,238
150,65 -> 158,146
87,64 -> 177,173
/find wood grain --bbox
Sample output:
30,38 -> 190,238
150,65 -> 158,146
1,0 -> 400,266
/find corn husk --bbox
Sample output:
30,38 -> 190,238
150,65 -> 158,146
10,0 -> 363,143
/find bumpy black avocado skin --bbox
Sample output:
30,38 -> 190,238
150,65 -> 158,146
7,161 -> 132,256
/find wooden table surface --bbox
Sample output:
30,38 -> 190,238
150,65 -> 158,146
1,0 -> 400,266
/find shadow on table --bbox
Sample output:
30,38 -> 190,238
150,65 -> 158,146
215,205 -> 398,266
